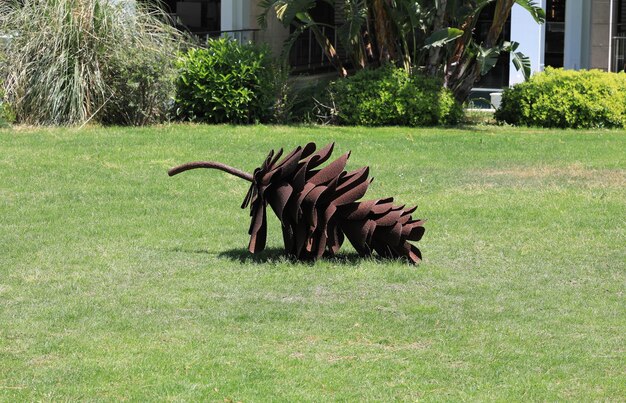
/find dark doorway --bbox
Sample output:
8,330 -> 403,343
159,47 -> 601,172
544,0 -> 566,68
153,0 -> 221,34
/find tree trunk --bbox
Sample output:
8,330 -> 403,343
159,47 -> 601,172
310,24 -> 348,76
370,0 -> 396,63
426,0 -> 448,76
447,0 -> 515,102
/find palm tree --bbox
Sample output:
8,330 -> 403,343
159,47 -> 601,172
258,0 -> 545,101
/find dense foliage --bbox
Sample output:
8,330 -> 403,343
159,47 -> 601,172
259,0 -> 544,101
495,68 -> 626,128
330,66 -> 462,126
0,86 -> 14,127
174,39 -> 280,124
101,46 -> 178,126
0,0 -> 183,126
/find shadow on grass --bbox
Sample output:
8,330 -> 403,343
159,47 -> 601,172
218,247 -> 287,263
218,247 -> 404,266
169,246 -> 213,255
167,245 -> 412,266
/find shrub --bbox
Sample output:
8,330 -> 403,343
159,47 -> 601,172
0,101 -> 15,127
174,39 -> 280,124
329,65 -> 462,126
265,65 -> 295,124
287,75 -> 336,124
0,85 -> 15,127
0,0 -> 183,126
0,67 -> 14,126
495,67 -> 626,128
101,45 -> 178,126
0,49 -> 14,126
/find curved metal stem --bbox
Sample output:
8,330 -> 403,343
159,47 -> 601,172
168,161 -> 253,182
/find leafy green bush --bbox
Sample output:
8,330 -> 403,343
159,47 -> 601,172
495,67 -> 626,128
0,0 -> 183,126
329,66 -> 462,126
174,39 -> 279,124
0,90 -> 15,127
0,78 -> 8,126
286,75 -> 336,124
101,46 -> 178,126
0,104 -> 15,127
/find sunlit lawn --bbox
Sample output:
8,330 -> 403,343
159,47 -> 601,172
1,124 -> 624,400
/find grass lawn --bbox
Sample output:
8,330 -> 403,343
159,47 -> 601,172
1,124 -> 624,401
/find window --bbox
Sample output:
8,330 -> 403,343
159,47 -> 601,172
618,0 -> 626,35
544,0 -> 565,68
153,0 -> 221,34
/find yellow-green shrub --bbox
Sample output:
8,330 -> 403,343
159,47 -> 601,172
495,68 -> 626,128
330,66 -> 462,126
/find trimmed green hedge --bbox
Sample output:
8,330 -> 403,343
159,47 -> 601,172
495,67 -> 626,128
174,38 -> 277,124
330,66 -> 462,126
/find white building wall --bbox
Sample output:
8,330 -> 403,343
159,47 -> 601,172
221,0 -> 254,42
564,0 -> 592,69
509,1 -> 546,85
221,0 -> 235,31
509,0 -> 597,85
248,0 -> 290,57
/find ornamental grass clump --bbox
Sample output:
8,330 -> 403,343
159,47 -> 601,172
0,0 -> 184,125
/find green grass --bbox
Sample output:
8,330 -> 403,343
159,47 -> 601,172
1,124 -> 624,401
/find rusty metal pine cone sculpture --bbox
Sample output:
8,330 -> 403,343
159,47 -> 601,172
168,142 -> 425,264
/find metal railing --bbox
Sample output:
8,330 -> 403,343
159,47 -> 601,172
611,36 -> 626,72
194,29 -> 260,45
191,26 -> 345,73
289,25 -> 342,71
